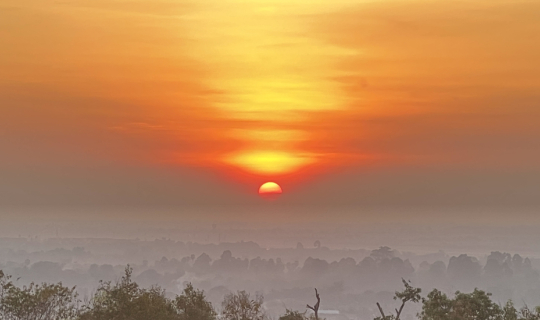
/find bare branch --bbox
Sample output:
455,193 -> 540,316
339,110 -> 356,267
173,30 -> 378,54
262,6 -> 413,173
377,302 -> 386,319
396,301 -> 406,320
307,288 -> 321,320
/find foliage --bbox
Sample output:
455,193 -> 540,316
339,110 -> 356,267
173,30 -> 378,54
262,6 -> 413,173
375,279 -> 421,320
394,278 -> 422,304
0,270 -> 80,320
279,309 -> 308,320
519,305 -> 540,320
79,266 -> 179,320
3,267 -> 540,320
1,268 -> 218,320
420,288 -> 502,320
221,290 -> 266,320
420,289 -> 540,320
279,309 -> 320,320
504,301 -> 519,320
175,283 -> 216,320
418,289 -> 453,320
453,289 -> 502,320
0,270 -> 12,302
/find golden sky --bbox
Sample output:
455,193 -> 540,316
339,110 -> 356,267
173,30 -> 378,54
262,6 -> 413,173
1,0 -> 540,203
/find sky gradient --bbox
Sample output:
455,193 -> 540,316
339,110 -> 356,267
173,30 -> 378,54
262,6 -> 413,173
1,0 -> 539,206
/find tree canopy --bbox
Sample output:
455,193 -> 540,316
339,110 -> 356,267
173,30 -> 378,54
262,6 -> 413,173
1,267 -> 540,320
420,288 -> 540,320
221,290 -> 266,320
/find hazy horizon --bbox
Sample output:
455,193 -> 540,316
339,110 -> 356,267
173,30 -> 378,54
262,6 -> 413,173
2,205 -> 540,258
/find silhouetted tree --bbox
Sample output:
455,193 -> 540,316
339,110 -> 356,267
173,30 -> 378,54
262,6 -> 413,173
447,254 -> 482,286
371,247 -> 395,261
418,287 -> 540,320
221,290 -> 266,320
175,283 -> 216,320
302,258 -> 329,275
193,253 -> 212,274
79,266 -> 178,320
375,279 -> 421,320
307,288 -> 321,320
280,309 -> 307,320
519,305 -> 540,320
0,270 -> 80,320
419,288 -> 512,320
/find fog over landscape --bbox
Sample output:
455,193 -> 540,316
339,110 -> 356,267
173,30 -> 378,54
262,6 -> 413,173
1,206 -> 540,319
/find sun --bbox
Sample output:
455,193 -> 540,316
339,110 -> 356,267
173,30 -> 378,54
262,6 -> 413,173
258,182 -> 282,196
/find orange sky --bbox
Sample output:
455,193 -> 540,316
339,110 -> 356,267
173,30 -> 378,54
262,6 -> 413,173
1,0 -> 540,204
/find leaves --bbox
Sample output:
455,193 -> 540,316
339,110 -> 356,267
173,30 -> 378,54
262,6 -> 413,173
175,283 -> 217,320
376,279 -> 421,320
79,266 -> 180,320
279,309 -> 308,320
419,289 -> 540,320
0,273 -> 80,320
3,267 -> 540,320
394,279 -> 422,304
221,290 -> 267,320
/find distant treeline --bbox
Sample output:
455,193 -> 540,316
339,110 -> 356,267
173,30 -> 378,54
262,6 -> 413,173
1,267 -> 539,320
2,245 -> 540,319
6,246 -> 537,287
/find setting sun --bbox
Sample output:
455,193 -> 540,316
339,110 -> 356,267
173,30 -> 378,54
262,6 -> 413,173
258,182 -> 283,195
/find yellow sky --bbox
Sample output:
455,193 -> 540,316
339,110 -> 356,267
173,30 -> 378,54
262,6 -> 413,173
1,0 -> 539,186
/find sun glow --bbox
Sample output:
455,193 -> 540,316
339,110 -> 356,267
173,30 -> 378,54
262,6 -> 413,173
3,0 -> 536,192
229,129 -> 308,142
225,151 -> 316,175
